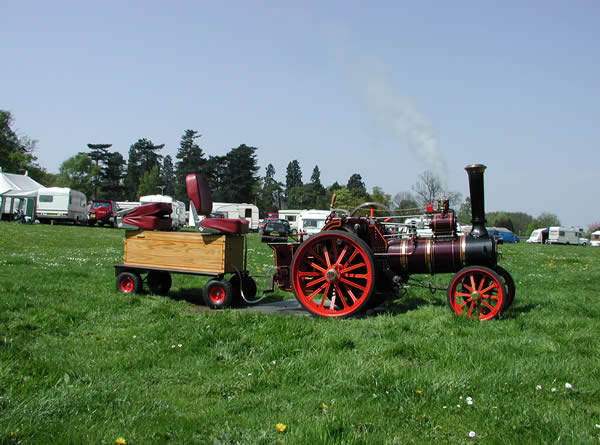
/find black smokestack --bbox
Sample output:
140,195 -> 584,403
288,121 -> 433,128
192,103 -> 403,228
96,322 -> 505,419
465,164 -> 488,238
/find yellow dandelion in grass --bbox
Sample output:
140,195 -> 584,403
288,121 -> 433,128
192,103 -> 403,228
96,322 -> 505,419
115,438 -> 127,445
415,389 -> 423,395
320,403 -> 328,409
275,423 -> 287,433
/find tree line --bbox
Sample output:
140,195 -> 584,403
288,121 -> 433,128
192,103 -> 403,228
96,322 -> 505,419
2,109 -> 568,235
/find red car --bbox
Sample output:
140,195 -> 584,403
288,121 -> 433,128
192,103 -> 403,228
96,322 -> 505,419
88,200 -> 120,227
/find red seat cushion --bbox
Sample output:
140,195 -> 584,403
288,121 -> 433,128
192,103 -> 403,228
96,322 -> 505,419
186,174 -> 213,215
200,218 -> 249,234
186,173 -> 250,235
122,202 -> 172,230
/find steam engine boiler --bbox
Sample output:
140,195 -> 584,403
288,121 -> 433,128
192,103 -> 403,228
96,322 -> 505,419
270,164 -> 514,320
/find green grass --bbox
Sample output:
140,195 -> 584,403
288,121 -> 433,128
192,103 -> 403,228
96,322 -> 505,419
1,222 -> 599,444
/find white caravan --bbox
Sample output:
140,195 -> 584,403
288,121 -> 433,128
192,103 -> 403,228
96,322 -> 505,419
278,209 -> 303,234
298,209 -> 331,237
527,228 -> 548,244
547,226 -> 585,245
36,187 -> 88,224
211,202 -> 259,231
590,230 -> 600,247
139,195 -> 187,230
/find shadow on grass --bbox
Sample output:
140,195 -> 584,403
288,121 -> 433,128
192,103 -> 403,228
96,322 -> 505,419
498,303 -> 536,319
167,287 -> 291,309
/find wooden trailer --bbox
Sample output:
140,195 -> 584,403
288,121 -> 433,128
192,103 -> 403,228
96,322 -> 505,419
114,174 -> 256,308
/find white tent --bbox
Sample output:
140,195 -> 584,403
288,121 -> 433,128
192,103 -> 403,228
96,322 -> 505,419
0,170 -> 45,220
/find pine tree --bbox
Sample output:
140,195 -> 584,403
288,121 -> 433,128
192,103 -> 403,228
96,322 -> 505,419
258,163 -> 284,216
87,144 -> 112,199
101,152 -> 126,200
123,139 -> 164,201
204,155 -> 227,201
161,155 -> 175,197
220,144 -> 259,203
174,130 -> 205,201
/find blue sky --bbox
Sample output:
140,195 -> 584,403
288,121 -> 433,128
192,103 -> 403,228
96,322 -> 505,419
2,1 -> 598,227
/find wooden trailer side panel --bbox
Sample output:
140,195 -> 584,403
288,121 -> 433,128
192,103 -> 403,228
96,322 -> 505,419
123,230 -> 244,274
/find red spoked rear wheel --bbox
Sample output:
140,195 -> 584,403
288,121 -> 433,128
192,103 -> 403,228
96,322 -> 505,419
447,266 -> 507,320
291,230 -> 375,317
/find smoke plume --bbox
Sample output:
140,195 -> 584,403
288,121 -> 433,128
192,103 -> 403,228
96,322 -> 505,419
358,63 -> 448,189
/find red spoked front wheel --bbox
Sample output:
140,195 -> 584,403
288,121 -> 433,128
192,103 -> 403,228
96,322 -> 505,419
447,266 -> 507,320
291,230 -> 375,317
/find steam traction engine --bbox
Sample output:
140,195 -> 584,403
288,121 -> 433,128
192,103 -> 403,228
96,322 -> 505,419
270,164 -> 515,320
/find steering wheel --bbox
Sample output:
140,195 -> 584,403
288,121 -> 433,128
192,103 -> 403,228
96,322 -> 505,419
349,202 -> 391,218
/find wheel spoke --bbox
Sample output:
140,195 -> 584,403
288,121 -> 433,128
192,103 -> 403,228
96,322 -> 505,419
307,246 -> 327,268
467,301 -> 475,318
307,261 -> 327,274
346,272 -> 369,278
339,277 -> 366,292
340,261 -> 366,274
333,245 -> 349,268
341,284 -> 359,305
480,283 -> 497,295
308,282 -> 329,303
317,284 -> 330,308
480,292 -> 499,301
341,248 -> 360,270
462,281 -> 474,293
338,280 -> 362,299
323,246 -> 333,268
305,276 -> 327,288
481,299 -> 495,312
298,271 -> 322,278
456,299 -> 469,308
334,284 -> 350,309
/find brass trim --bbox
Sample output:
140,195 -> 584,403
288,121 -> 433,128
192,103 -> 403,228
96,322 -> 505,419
425,240 -> 432,274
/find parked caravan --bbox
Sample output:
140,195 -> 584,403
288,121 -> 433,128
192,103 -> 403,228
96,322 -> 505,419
527,228 -> 549,244
591,230 -> 600,247
278,209 -> 303,234
35,187 -> 88,224
547,226 -> 585,245
298,209 -> 331,237
139,195 -> 186,230
211,202 -> 259,231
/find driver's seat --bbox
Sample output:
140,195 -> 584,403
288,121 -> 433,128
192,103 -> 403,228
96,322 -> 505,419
186,173 -> 249,234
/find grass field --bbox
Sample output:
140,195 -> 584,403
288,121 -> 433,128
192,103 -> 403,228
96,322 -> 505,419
1,222 -> 599,444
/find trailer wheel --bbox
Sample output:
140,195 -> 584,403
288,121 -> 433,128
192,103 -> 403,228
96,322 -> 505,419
203,279 -> 233,309
447,266 -> 507,320
116,271 -> 142,294
291,230 -> 375,317
493,265 -> 515,309
147,271 -> 172,296
229,272 -> 257,304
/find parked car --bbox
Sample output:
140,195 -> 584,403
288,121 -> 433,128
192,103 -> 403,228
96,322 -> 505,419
487,229 -> 504,244
260,220 -> 289,243
88,200 -> 120,227
258,216 -> 278,234
488,227 -> 520,243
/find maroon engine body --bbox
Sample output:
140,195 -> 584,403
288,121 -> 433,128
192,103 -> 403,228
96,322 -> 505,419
269,164 -> 512,321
